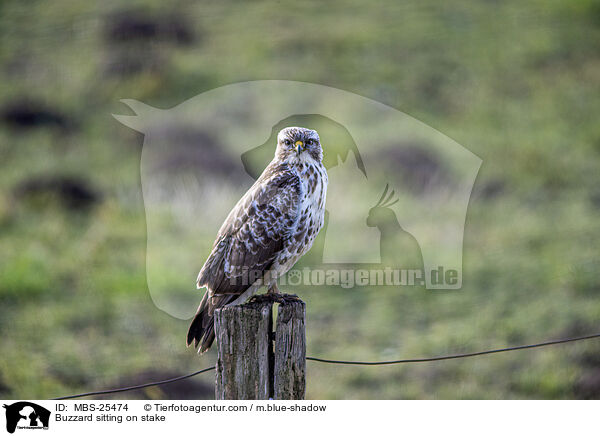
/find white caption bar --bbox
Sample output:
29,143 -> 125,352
1,400 -> 596,436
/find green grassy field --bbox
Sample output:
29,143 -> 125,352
1,0 -> 599,399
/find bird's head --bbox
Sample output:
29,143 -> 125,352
275,127 -> 323,164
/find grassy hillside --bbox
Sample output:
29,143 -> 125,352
1,0 -> 599,399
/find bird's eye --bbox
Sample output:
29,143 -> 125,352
284,139 -> 291,146
306,139 -> 313,145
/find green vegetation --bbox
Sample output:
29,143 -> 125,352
1,0 -> 599,399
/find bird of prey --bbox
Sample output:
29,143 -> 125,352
187,127 -> 328,353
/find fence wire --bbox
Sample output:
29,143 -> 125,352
50,332 -> 600,400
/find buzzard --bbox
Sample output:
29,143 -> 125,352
187,127 -> 328,353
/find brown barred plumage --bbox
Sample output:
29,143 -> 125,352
187,127 -> 328,353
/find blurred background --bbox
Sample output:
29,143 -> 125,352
1,0 -> 599,399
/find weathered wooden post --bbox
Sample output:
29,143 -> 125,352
273,299 -> 306,399
214,295 -> 306,400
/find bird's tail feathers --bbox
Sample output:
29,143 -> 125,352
186,291 -> 235,353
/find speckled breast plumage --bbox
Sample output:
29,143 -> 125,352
271,160 -> 328,278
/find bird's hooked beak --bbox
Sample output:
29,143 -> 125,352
295,140 -> 304,154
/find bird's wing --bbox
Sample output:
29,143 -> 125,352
196,164 -> 301,295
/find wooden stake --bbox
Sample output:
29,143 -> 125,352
214,295 -> 306,400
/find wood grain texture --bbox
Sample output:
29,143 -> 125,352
214,294 -> 306,400
274,299 -> 306,400
214,300 -> 273,400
